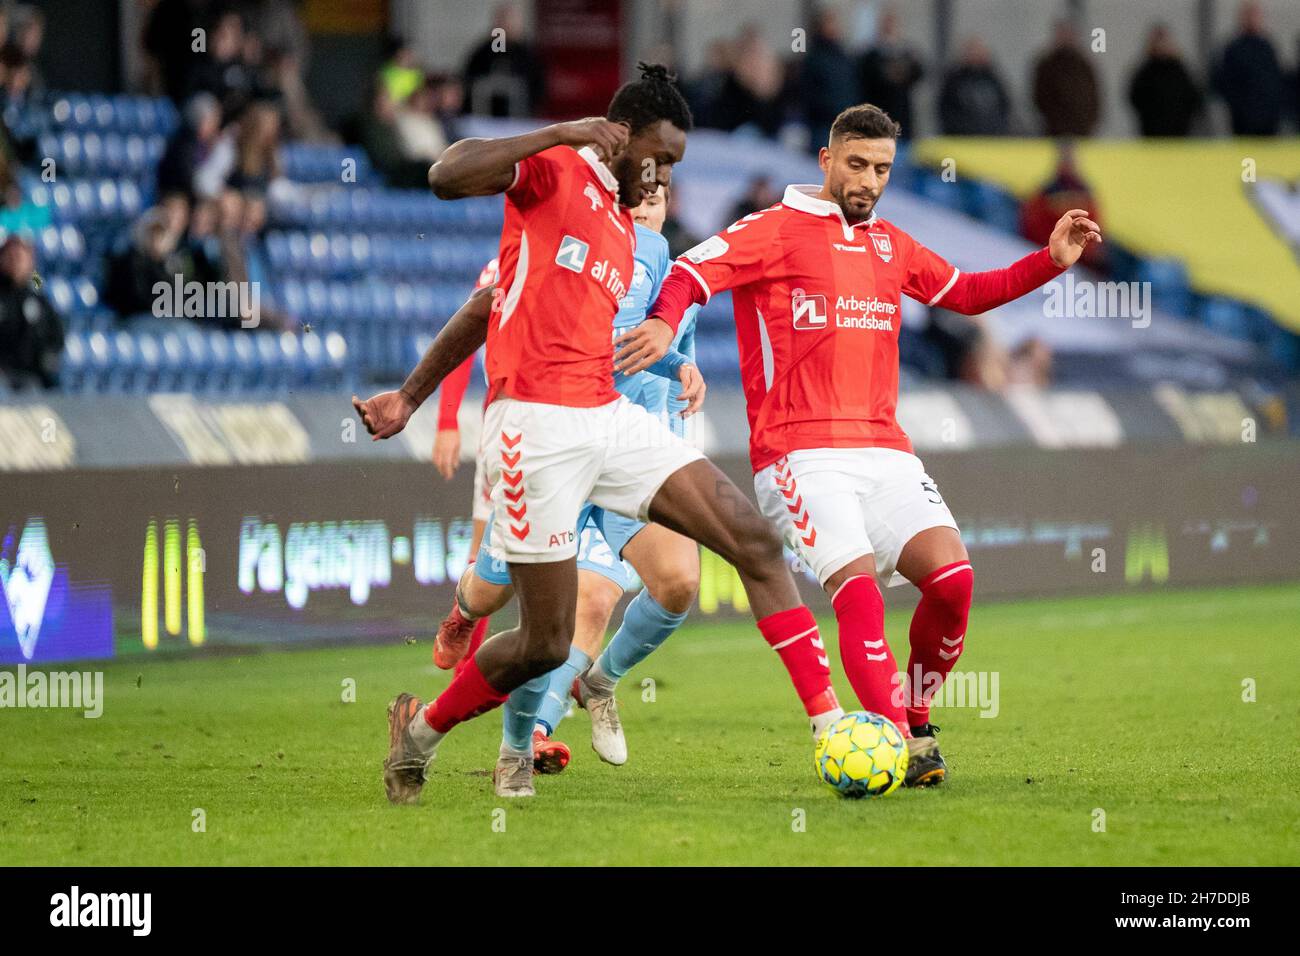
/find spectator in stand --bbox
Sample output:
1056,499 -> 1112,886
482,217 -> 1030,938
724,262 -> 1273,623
1128,24 -> 1203,137
661,186 -> 701,259
194,98 -> 284,200
1032,20 -> 1101,137
712,24 -> 785,138
726,174 -> 781,223
0,44 -> 33,107
106,208 -> 191,319
0,234 -> 62,390
922,309 -> 1008,392
859,6 -> 924,138
0,143 -> 47,232
801,6 -> 858,151
462,2 -> 546,117
6,4 -> 44,94
142,0 -> 210,101
379,35 -> 422,105
1214,0 -> 1284,136
244,0 -> 310,71
358,80 -> 430,189
685,39 -> 732,130
1007,336 -> 1054,388
394,77 -> 450,165
1020,141 -> 1106,272
427,72 -> 466,145
938,37 -> 1011,135
263,47 -> 336,143
157,93 -> 223,200
187,7 -> 256,123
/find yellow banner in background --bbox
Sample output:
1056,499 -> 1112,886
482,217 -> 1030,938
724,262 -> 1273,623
912,139 -> 1300,333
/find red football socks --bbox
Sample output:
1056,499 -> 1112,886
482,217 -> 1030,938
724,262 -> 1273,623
453,616 -> 490,678
904,561 -> 973,727
830,574 -> 909,730
758,605 -> 838,716
423,654 -> 510,733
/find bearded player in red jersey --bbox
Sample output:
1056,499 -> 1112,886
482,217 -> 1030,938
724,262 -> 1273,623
354,65 -> 844,802
618,103 -> 1102,786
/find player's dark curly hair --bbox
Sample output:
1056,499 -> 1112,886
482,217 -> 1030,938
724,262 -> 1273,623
607,62 -> 694,134
830,103 -> 902,141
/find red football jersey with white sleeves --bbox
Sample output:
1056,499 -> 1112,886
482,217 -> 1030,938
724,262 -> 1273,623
672,184 -> 960,472
486,145 -> 637,407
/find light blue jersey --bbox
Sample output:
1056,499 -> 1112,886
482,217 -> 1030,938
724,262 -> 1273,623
614,224 -> 700,440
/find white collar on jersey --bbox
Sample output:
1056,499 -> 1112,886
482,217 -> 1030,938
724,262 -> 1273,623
781,184 -> 878,241
578,145 -> 620,195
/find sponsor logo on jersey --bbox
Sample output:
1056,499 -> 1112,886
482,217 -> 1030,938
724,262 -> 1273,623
870,233 -> 893,262
832,242 -> 867,253
631,260 -> 648,291
583,183 -> 605,212
555,235 -> 590,273
589,257 -> 627,301
682,235 -> 729,264
834,295 -> 897,331
791,289 -> 828,329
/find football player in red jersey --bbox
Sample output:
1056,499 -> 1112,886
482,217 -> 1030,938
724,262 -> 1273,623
622,103 -> 1102,786
354,65 -> 845,801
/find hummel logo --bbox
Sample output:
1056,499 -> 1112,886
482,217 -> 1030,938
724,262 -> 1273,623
583,183 -> 604,212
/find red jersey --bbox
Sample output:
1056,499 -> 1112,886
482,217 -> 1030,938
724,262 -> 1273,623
437,258 -> 499,429
486,145 -> 636,407
669,185 -> 955,470
656,185 -> 1062,472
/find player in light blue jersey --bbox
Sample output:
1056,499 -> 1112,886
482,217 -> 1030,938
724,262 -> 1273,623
437,186 -> 706,783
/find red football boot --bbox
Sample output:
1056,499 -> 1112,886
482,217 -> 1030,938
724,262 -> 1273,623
532,729 -> 571,775
433,604 -> 477,669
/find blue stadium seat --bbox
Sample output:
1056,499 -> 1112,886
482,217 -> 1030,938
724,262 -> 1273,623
1134,258 -> 1192,319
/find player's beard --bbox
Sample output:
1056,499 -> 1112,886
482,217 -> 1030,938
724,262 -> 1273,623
832,181 -> 878,223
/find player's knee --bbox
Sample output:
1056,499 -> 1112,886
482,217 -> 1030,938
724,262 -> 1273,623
925,565 -> 974,626
647,567 -> 698,615
735,523 -> 786,578
575,587 -> 618,640
516,620 -> 574,676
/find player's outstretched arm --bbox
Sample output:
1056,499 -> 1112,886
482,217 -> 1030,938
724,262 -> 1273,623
351,285 -> 494,440
427,118 -> 630,199
929,210 -> 1103,316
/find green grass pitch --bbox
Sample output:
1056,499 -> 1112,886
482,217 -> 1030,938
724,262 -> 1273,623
2,583 -> 1296,866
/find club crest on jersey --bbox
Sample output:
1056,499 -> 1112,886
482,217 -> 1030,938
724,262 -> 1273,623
791,289 -> 828,330
583,183 -> 605,212
870,233 -> 893,263
555,235 -> 589,273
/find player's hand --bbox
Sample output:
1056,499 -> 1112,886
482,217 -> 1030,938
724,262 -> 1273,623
551,117 -> 629,163
432,428 -> 461,480
613,317 -> 674,375
352,390 -> 416,440
677,364 -> 706,417
1048,209 -> 1103,269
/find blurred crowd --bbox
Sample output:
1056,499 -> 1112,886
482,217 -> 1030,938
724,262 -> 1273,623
3,0 -> 1296,393
682,1 -> 1300,143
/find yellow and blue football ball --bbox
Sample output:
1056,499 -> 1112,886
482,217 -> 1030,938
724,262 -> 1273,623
814,711 -> 908,798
